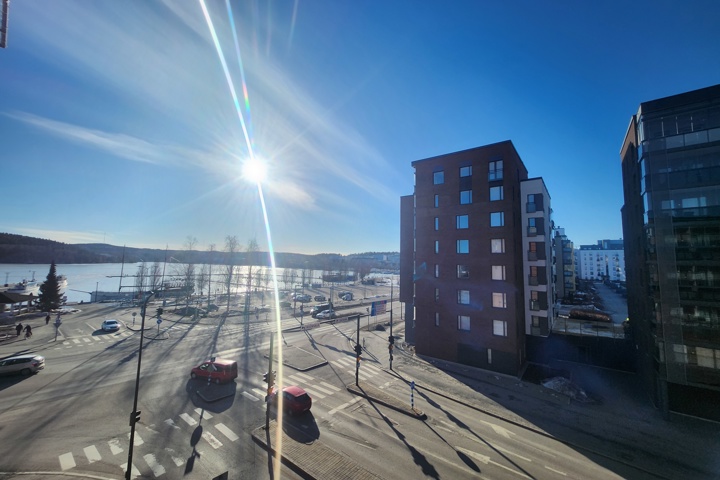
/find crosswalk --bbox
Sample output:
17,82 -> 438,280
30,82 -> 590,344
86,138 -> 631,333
57,354 -> 386,477
54,330 -> 135,349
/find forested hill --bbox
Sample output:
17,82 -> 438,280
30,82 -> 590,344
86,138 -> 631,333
0,233 -> 121,264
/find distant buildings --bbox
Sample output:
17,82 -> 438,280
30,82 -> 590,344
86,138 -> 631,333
621,84 -> 720,421
554,228 -> 576,299
576,240 -> 625,282
399,141 -> 554,376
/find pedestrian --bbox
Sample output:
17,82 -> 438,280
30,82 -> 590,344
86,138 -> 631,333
46,314 -> 51,325
16,323 -> 23,336
23,324 -> 32,338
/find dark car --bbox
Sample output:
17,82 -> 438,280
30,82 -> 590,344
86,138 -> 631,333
314,295 -> 326,302
270,385 -> 312,416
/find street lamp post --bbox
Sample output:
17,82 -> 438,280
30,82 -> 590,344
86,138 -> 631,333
125,290 -> 155,480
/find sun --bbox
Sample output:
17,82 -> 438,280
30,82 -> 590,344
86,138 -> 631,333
242,157 -> 267,184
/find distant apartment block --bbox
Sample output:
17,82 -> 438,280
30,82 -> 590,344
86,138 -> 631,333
621,84 -> 720,421
577,240 -> 625,282
399,141 -> 554,376
554,228 -> 576,299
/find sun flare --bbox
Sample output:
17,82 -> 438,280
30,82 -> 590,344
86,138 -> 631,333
242,157 -> 267,184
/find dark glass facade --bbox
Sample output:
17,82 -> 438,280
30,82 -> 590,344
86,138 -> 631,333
621,84 -> 720,421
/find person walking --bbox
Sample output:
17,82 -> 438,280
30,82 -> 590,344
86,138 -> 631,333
23,324 -> 32,339
46,314 -> 51,325
16,323 -> 23,336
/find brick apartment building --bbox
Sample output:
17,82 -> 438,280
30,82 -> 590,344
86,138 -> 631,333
400,141 -> 554,376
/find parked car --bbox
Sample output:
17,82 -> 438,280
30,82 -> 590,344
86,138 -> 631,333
337,291 -> 353,300
270,385 -> 312,416
280,301 -> 292,308
190,359 -> 238,384
314,295 -> 326,302
316,309 -> 337,319
101,319 -> 121,332
295,294 -> 312,303
0,354 -> 45,376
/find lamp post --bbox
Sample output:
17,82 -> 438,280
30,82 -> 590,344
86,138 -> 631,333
125,290 -> 156,480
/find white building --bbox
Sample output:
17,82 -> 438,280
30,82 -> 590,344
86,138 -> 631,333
577,240 -> 625,282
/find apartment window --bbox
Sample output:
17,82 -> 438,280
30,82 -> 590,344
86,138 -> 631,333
457,290 -> 470,305
491,238 -> 505,253
458,315 -> 470,331
460,190 -> 472,204
456,214 -> 469,229
434,217 -> 439,231
528,242 -> 538,260
490,186 -> 504,201
457,265 -> 469,278
490,212 -> 504,227
491,265 -> 506,281
435,312 -> 440,326
460,165 -> 472,177
492,292 -> 507,308
457,239 -> 469,254
435,240 -> 439,254
435,288 -> 440,301
433,170 -> 444,185
434,194 -> 439,208
528,217 -> 543,235
434,264 -> 439,278
489,160 -> 503,181
527,193 -> 537,213
530,290 -> 540,310
493,320 -> 507,337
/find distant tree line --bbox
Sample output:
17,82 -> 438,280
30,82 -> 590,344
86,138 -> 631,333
0,233 -> 121,264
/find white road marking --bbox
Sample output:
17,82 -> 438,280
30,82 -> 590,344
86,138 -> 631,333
82,337 -> 92,343
252,388 -> 268,398
301,386 -> 326,399
120,462 -> 141,479
215,423 -> 239,441
364,364 -> 383,374
165,448 -> 184,466
319,381 -> 341,392
202,430 -> 223,449
131,433 -> 144,446
290,372 -> 314,382
329,396 -> 363,415
108,438 -> 124,455
242,391 -> 260,401
455,447 -> 531,478
72,339 -> 81,344
84,445 -> 101,463
180,413 -> 197,426
143,453 -> 166,477
93,336 -> 102,341
194,408 -> 212,419
495,445 -> 531,462
307,383 -> 336,396
545,466 -> 567,476
59,452 -> 75,470
481,420 -> 515,439
164,418 -> 180,429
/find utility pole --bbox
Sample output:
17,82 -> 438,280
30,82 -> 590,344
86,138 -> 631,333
354,315 -> 362,386
126,290 -> 155,480
0,0 -> 9,49
264,335 -> 274,431
389,281 -> 394,370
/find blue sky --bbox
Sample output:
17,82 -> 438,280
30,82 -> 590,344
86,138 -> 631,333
1,1 -> 719,255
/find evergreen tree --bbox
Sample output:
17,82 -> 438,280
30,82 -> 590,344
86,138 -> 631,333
38,261 -> 62,311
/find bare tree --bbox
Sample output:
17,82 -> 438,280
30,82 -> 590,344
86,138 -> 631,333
149,262 -> 163,290
253,267 -> 264,304
223,235 -> 239,313
202,243 -> 216,307
244,238 -> 259,320
282,267 -> 291,291
180,236 -> 198,308
134,262 -> 147,301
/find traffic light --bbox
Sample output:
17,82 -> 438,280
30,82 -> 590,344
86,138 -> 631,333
388,335 -> 395,345
156,307 -> 163,317
263,372 -> 268,383
354,343 -> 362,356
263,371 -> 276,385
129,410 -> 141,426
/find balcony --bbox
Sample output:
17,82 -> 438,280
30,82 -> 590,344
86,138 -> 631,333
528,276 -> 539,286
528,251 -> 538,261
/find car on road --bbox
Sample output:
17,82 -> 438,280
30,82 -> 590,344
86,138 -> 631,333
270,385 -> 312,416
280,301 -> 292,308
190,359 -> 238,384
0,354 -> 45,376
316,309 -> 337,319
294,294 -> 312,303
314,295 -> 326,302
101,319 -> 121,332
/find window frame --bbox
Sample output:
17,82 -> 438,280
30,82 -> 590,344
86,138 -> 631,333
457,289 -> 470,305
460,190 -> 472,205
492,292 -> 507,309
490,211 -> 505,227
433,170 -> 444,185
457,239 -> 469,254
458,315 -> 470,331
493,319 -> 508,337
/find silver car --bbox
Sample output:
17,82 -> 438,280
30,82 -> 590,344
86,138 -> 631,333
0,355 -> 45,376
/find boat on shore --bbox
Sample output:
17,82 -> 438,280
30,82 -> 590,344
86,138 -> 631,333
6,278 -> 40,296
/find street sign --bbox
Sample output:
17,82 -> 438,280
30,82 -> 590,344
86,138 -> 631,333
410,380 -> 415,390
156,318 -> 162,325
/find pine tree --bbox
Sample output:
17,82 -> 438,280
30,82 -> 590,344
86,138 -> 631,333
38,261 -> 62,312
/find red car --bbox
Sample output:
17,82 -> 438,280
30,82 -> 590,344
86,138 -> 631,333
190,359 -> 238,384
270,385 -> 312,416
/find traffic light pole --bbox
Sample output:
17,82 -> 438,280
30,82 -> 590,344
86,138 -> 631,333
265,335 -> 274,431
355,314 -> 361,386
126,291 -> 155,480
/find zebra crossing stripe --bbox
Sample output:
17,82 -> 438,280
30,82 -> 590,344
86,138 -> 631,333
93,336 -> 102,341
252,388 -> 267,398
319,381 -> 341,392
133,433 -> 144,446
347,370 -> 369,381
82,337 -> 92,343
202,430 -> 223,449
143,453 -> 166,477
194,408 -> 212,419
241,391 -> 260,401
84,445 -> 101,463
121,462 -> 141,479
108,438 -> 123,455
72,339 -> 81,344
290,372 -> 314,382
301,386 -> 325,399
364,364 -> 383,374
59,452 -> 75,470
215,423 -> 239,441
179,413 -> 197,426
307,383 -> 336,396
165,447 -> 184,467
329,396 -> 363,415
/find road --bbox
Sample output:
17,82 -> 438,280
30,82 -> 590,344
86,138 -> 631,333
0,284 -> 716,479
